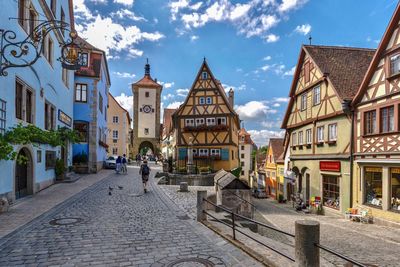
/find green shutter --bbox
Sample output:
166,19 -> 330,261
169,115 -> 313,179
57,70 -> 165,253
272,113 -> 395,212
221,149 -> 229,161
178,148 -> 187,160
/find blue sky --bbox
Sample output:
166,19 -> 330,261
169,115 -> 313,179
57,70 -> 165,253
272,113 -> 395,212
73,0 -> 398,146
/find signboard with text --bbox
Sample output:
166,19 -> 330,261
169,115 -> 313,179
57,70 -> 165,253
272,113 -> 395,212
58,110 -> 72,127
320,161 -> 341,172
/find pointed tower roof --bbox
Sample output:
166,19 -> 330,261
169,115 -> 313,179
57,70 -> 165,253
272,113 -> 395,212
132,59 -> 162,89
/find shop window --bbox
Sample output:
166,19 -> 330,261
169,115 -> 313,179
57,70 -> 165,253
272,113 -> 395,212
380,106 -> 394,133
199,97 -> 205,104
317,126 -> 324,143
301,93 -> 307,111
328,124 -> 337,141
364,110 -> 376,135
0,99 -> 6,135
365,167 -> 383,207
45,150 -> 56,169
390,54 -> 400,76
391,168 -> 400,211
74,121 -> 88,142
323,175 -> 340,210
313,85 -> 320,105
306,129 -> 312,144
75,84 -> 87,102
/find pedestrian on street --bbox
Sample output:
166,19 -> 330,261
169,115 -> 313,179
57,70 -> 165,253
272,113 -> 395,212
122,154 -> 128,174
139,160 -> 151,193
136,153 -> 141,166
116,156 -> 122,174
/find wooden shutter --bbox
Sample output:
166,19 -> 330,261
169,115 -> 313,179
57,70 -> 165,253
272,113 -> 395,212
178,148 -> 187,160
221,149 -> 229,161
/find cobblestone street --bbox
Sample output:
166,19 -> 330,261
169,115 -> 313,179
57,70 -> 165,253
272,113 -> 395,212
0,164 -> 261,267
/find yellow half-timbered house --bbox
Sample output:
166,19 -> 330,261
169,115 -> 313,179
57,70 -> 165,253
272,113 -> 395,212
172,59 -> 240,172
282,45 -> 374,213
352,3 -> 400,223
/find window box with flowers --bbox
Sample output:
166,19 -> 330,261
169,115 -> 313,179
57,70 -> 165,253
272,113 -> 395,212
98,140 -> 109,148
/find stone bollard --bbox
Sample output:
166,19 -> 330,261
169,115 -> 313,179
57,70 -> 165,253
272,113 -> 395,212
295,220 -> 320,267
197,191 -> 207,222
180,182 -> 189,192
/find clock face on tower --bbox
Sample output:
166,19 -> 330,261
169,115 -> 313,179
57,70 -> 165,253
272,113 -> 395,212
142,105 -> 152,113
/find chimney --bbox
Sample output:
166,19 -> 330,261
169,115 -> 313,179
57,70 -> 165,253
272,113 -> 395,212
228,88 -> 234,107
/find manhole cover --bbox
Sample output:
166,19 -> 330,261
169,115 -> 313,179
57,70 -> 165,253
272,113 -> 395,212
176,215 -> 190,220
166,258 -> 215,267
49,217 -> 83,226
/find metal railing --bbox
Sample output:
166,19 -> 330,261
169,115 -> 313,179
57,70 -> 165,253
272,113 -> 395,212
198,192 -> 370,267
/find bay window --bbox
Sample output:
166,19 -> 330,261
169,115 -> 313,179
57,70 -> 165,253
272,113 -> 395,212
390,54 -> 400,76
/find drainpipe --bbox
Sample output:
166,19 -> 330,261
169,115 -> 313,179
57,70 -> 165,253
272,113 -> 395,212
349,107 -> 355,208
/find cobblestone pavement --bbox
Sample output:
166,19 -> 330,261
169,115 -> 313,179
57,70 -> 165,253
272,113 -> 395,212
0,164 -> 262,267
0,169 -> 113,239
253,198 -> 400,267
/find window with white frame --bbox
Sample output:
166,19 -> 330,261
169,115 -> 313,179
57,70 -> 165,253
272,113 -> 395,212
113,116 -> 119,123
199,149 -> 208,156
217,117 -> 226,125
317,126 -> 324,143
113,130 -> 118,139
301,93 -> 307,111
390,54 -> 400,75
206,118 -> 215,126
195,118 -> 204,125
192,149 -> 198,156
206,97 -> 212,104
75,84 -> 87,102
306,129 -> 312,144
313,85 -> 321,105
199,97 -> 205,105
185,118 -> 194,126
0,99 -> 6,135
298,131 -> 303,145
112,148 -> 118,155
292,132 -> 297,146
328,124 -> 337,141
210,149 -> 220,156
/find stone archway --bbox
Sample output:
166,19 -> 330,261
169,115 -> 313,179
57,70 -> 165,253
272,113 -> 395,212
15,148 -> 33,199
138,141 -> 154,156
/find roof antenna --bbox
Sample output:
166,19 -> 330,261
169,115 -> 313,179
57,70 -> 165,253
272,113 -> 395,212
308,35 -> 312,45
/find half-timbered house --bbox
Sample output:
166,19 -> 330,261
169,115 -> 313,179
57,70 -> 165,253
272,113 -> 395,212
172,59 -> 240,172
282,45 -> 374,213
264,138 -> 284,199
352,3 -> 400,223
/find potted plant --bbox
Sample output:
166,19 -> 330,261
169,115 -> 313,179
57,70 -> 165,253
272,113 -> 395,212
73,151 -> 89,174
278,194 -> 284,203
55,158 -> 66,180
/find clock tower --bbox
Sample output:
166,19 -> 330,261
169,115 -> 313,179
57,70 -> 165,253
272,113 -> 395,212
132,60 -> 162,156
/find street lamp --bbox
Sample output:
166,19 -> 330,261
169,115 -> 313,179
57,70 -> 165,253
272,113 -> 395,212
0,20 -> 82,76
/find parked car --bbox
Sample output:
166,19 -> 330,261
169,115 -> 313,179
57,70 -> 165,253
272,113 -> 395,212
104,155 -> 117,169
253,189 -> 268,199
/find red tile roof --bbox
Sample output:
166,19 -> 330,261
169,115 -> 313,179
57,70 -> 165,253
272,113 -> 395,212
238,128 -> 254,145
269,138 -> 284,162
133,75 -> 162,88
163,108 -> 176,137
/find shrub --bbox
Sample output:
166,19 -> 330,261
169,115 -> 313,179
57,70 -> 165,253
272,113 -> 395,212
55,159 -> 66,177
73,151 -> 88,164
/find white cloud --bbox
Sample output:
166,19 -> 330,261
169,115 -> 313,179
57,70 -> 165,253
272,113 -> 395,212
247,129 -> 285,146
263,56 -> 272,61
190,2 -> 203,10
222,83 -> 246,93
273,103 -> 280,107
273,97 -> 289,103
167,101 -> 183,109
113,71 -> 136,79
169,0 -> 190,20
176,88 -> 189,97
163,93 -> 175,101
294,24 -> 311,35
278,0 -> 309,13
266,34 -> 279,43
74,2 -> 164,59
230,3 -> 251,20
114,93 -> 133,117
261,64 -> 271,71
111,9 -> 146,21
284,66 -> 296,76
190,35 -> 199,41
235,101 -> 276,121
114,0 -> 134,7
160,82 -> 175,88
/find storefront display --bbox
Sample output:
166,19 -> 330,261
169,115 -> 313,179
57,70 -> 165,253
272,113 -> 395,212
322,175 -> 340,210
365,167 -> 382,207
391,168 -> 400,211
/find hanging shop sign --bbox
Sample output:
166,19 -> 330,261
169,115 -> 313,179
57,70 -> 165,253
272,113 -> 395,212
58,110 -> 72,127
320,161 -> 341,172
365,167 -> 382,173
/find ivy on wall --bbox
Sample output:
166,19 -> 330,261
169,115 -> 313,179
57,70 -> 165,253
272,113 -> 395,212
0,124 -> 79,163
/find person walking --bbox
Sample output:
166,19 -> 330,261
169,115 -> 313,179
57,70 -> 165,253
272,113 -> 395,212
116,156 -> 122,174
139,160 -> 151,193
122,154 -> 128,174
136,153 -> 141,166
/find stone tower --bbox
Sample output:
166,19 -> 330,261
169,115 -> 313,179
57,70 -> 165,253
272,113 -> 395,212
131,60 -> 162,156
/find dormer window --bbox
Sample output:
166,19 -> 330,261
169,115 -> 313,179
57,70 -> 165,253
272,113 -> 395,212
390,54 -> 400,76
202,71 -> 208,80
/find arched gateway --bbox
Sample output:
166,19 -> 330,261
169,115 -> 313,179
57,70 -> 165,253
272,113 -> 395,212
15,148 -> 33,199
